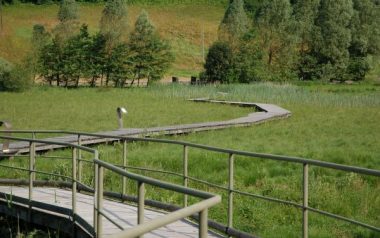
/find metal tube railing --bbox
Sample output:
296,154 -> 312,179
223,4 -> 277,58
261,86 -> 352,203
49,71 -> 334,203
1,131 -> 379,237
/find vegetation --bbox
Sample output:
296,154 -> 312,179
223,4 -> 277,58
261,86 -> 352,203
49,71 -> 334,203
0,83 -> 379,237
202,0 -> 380,83
0,57 -> 31,91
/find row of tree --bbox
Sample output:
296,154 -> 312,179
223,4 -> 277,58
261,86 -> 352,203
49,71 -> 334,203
31,0 -> 174,88
203,0 -> 380,83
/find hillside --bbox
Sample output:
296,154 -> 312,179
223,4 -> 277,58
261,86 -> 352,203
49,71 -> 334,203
0,2 -> 226,77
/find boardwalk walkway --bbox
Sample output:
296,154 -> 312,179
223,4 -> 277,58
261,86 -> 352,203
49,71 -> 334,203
1,100 -> 291,155
0,186 -> 221,237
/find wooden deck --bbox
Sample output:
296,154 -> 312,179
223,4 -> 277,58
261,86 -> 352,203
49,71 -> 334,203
0,100 -> 291,155
0,186 -> 221,237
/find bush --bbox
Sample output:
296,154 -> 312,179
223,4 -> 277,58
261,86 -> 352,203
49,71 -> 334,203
204,41 -> 236,84
0,58 -> 32,92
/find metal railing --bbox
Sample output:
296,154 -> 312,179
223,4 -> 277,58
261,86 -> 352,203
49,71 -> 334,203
1,130 -> 380,238
0,134 -> 221,238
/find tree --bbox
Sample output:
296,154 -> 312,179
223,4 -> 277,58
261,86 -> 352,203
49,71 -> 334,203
53,0 -> 80,46
256,0 -> 297,80
292,0 -> 321,80
100,0 -> 128,53
87,33 -> 107,87
39,39 -> 63,86
129,10 -> 174,86
106,43 -> 133,87
61,24 -> 91,87
347,0 -> 380,80
30,24 -> 51,80
204,41 -> 236,83
308,0 -> 354,81
218,0 -> 250,43
0,58 -> 32,92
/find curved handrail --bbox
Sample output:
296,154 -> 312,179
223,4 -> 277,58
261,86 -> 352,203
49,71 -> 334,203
1,130 -> 379,176
1,130 -> 380,237
0,134 -> 221,237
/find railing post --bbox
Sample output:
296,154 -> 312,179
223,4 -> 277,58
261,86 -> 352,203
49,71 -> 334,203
93,161 -> 98,233
183,145 -> 188,207
303,163 -> 309,238
199,208 -> 208,238
138,181 -> 145,238
72,147 -> 77,233
77,135 -> 82,184
122,139 -> 127,195
31,132 -> 36,180
29,141 -> 35,222
97,165 -> 104,237
228,153 -> 234,230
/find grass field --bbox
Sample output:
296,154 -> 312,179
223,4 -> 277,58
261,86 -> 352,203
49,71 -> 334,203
0,2 -> 226,77
1,83 -> 379,237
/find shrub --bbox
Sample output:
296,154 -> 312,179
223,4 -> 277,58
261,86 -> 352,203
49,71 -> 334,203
0,58 -> 32,92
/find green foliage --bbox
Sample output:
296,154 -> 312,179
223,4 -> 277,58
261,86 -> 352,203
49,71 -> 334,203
218,0 -> 250,42
307,0 -> 354,81
204,41 -> 235,83
100,0 -> 128,53
61,24 -> 92,87
53,0 -> 80,46
39,39 -> 63,85
106,43 -> 133,87
0,57 -> 32,92
129,10 -> 174,86
58,0 -> 78,22
256,0 -> 297,81
203,38 -> 263,83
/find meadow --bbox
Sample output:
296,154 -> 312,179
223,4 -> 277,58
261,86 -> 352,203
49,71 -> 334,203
1,83 -> 379,237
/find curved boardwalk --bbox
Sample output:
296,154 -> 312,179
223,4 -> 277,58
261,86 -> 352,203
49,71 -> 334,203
0,186 -> 221,237
0,100 -> 291,155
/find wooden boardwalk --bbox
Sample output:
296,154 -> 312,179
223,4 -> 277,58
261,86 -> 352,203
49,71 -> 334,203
0,99 -> 291,155
0,186 -> 221,237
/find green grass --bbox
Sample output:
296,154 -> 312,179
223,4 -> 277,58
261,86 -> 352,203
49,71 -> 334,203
0,83 -> 379,238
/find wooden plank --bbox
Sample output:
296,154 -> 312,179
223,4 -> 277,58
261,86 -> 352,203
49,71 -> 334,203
0,186 -> 221,238
1,100 -> 291,155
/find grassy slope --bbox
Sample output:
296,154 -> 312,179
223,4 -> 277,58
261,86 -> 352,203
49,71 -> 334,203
1,83 -> 379,237
0,2 -> 225,77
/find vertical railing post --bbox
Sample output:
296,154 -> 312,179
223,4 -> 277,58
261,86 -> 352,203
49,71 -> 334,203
303,163 -> 309,238
183,145 -> 188,207
93,157 -> 98,233
122,139 -> 127,195
138,181 -> 145,238
228,153 -> 234,231
199,208 -> 208,238
28,141 -> 35,222
97,165 -> 104,237
31,132 -> 36,181
77,135 -> 82,184
72,147 -> 77,233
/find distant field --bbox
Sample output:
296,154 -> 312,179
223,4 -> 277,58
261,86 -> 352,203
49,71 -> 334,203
1,83 -> 379,237
0,2 -> 226,77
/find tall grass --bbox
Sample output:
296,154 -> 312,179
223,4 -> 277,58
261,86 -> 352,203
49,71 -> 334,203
0,83 -> 379,237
